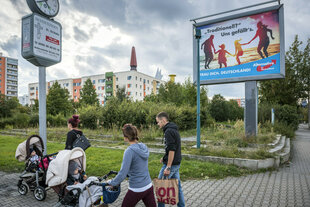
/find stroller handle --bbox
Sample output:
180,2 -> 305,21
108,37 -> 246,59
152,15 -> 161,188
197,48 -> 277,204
44,152 -> 58,158
101,170 -> 118,180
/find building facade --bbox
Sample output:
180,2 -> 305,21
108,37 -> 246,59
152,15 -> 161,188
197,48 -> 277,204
28,47 -> 164,105
0,54 -> 18,98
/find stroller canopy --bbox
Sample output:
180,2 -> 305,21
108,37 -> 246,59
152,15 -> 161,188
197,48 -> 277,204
46,147 -> 86,187
15,135 -> 44,162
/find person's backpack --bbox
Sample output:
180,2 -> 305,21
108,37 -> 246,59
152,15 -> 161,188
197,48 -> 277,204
72,131 -> 91,151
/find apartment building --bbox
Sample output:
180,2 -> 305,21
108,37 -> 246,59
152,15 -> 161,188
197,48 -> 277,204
28,47 -> 164,105
0,53 -> 18,98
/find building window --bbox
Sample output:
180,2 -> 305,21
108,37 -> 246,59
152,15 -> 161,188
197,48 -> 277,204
93,80 -> 96,84
140,85 -> 142,89
116,77 -> 118,81
147,80 -> 149,84
36,87 -> 38,90
128,84 -> 131,88
77,82 -> 81,86
98,87 -> 101,90
147,87 -> 149,90
140,93 -> 142,96
116,85 -> 119,88
136,92 -> 137,95
30,87 -> 34,90
127,76 -> 132,80
74,89 -> 77,92
75,96 -> 77,100
98,79 -> 105,83
140,78 -> 142,81
136,84 -> 137,88
143,79 -> 146,83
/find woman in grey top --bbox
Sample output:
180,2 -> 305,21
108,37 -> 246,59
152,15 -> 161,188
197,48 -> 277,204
108,124 -> 156,207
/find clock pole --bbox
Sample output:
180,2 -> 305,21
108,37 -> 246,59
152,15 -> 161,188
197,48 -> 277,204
22,0 -> 61,155
39,66 -> 47,155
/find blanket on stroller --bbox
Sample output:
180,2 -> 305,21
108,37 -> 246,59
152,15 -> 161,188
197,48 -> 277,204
66,177 -> 102,207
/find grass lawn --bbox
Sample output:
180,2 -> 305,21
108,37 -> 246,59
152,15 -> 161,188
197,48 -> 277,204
0,135 -> 258,180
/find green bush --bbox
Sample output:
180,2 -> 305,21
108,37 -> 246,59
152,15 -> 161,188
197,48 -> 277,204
0,118 -> 14,129
29,114 -> 39,127
274,121 -> 295,138
79,106 -> 99,129
12,113 -> 30,128
274,104 -> 299,130
47,114 -> 67,127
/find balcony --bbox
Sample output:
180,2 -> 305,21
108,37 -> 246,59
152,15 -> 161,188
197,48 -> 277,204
105,80 -> 113,85
7,81 -> 17,86
7,70 -> 18,76
105,72 -> 113,78
7,76 -> 18,81
7,87 -> 18,92
105,87 -> 113,93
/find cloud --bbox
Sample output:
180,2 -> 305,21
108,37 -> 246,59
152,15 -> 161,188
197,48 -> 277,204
0,35 -> 19,57
73,26 -> 89,42
0,0 -> 309,99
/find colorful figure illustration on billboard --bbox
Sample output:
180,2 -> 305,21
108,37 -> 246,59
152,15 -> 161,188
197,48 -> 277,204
215,44 -> 233,68
234,39 -> 247,65
246,21 -> 275,59
197,9 -> 280,81
201,35 -> 215,69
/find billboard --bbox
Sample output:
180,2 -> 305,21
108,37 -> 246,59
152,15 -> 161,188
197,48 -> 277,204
193,5 -> 284,85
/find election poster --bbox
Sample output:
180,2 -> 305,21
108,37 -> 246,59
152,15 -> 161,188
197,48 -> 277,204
194,6 -> 284,84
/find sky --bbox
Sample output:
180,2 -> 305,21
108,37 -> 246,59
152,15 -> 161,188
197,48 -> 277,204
0,0 -> 309,99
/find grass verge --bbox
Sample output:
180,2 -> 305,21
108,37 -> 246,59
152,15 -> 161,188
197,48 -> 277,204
0,135 -> 257,180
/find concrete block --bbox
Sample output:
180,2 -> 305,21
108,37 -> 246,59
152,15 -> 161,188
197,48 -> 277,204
234,158 -> 258,170
257,158 -> 275,169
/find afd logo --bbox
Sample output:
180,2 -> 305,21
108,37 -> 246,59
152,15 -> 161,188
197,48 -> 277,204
257,60 -> 276,72
155,187 -> 177,205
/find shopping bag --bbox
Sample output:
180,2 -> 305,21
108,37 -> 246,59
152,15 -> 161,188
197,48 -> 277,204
153,178 -> 179,205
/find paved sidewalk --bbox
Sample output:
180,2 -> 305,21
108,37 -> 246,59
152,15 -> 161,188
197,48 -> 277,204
1,125 -> 310,206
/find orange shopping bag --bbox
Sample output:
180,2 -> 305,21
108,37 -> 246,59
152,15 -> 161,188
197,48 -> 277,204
153,178 -> 179,205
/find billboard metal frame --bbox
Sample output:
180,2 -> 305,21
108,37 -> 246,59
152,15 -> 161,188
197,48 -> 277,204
193,4 -> 284,85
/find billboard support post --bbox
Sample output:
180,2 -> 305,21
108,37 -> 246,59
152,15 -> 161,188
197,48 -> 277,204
39,66 -> 47,155
195,28 -> 201,148
245,81 -> 258,137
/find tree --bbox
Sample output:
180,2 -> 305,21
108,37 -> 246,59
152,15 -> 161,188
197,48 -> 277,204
227,100 -> 243,121
299,38 -> 310,127
116,86 -> 128,102
259,35 -> 303,106
209,94 -> 229,122
0,94 -> 19,118
80,78 -> 99,106
155,78 -> 208,107
47,81 -> 72,116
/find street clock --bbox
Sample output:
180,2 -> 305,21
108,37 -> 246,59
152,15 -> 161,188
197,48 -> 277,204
26,0 -> 59,18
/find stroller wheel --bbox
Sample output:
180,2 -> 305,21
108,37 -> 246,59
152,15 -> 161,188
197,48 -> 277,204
33,186 -> 46,201
18,183 -> 28,195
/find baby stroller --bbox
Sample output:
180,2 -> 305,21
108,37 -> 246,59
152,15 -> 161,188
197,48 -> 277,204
15,134 -> 57,201
46,147 -> 120,207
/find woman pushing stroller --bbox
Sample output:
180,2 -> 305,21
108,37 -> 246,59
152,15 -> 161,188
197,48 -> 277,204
107,124 -> 156,207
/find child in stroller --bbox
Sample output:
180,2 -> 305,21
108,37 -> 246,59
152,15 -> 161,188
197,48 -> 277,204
15,135 -> 57,201
46,147 -> 120,207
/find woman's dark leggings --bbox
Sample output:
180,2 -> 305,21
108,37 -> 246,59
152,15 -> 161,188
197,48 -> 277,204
121,186 -> 156,207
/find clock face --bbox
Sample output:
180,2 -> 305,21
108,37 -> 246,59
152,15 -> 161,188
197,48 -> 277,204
32,0 -> 59,17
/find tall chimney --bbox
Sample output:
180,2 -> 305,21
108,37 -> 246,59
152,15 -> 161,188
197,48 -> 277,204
130,46 -> 137,71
